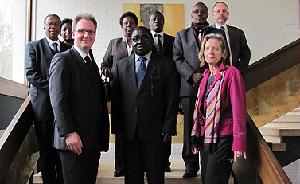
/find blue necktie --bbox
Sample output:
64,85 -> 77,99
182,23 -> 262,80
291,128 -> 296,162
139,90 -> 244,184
52,42 -> 59,53
136,57 -> 147,89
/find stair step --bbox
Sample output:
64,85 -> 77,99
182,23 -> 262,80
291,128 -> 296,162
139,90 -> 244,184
259,127 -> 300,136
286,111 -> 300,115
273,115 -> 300,123
32,144 -> 237,184
263,135 -> 282,143
33,172 -> 203,184
263,122 -> 300,129
271,143 -> 286,152
32,144 -> 201,184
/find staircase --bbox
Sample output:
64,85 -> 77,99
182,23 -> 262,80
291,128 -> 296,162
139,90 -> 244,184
259,107 -> 300,152
259,107 -> 300,184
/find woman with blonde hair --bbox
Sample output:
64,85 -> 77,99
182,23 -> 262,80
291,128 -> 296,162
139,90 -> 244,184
191,33 -> 247,184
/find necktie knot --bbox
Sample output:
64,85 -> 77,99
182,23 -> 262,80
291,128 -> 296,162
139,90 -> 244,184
84,56 -> 92,64
220,26 -> 225,30
138,56 -> 147,63
52,42 -> 58,53
155,33 -> 161,38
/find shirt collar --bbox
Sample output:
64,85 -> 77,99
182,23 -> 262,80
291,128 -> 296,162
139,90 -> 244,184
215,23 -> 227,30
134,51 -> 152,67
73,45 -> 90,62
150,30 -> 163,37
46,37 -> 60,47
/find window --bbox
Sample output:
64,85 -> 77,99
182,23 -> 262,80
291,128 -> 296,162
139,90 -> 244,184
0,0 -> 27,84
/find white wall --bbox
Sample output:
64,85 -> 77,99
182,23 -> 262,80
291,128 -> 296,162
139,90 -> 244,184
34,0 -> 300,65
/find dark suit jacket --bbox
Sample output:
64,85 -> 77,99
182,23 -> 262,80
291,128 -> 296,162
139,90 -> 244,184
101,37 -> 130,71
173,27 -> 224,97
212,24 -> 251,75
49,47 -> 109,152
161,33 -> 175,58
111,53 -> 179,143
25,38 -> 71,122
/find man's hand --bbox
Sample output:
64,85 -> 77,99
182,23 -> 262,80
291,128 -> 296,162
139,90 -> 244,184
65,132 -> 83,155
101,68 -> 112,78
192,73 -> 202,84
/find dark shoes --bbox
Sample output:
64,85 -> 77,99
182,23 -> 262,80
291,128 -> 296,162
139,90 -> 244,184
114,170 -> 125,177
182,171 -> 198,178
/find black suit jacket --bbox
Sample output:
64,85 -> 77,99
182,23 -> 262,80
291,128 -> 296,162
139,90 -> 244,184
211,24 -> 251,75
25,38 -> 71,122
49,47 -> 109,151
173,27 -> 224,97
161,33 -> 175,58
111,53 -> 179,143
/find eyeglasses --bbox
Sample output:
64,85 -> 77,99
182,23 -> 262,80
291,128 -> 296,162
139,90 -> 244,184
213,10 -> 228,14
75,29 -> 96,35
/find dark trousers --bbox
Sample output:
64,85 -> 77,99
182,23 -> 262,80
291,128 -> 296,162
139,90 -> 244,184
34,121 -> 63,184
232,123 -> 259,184
181,97 -> 200,172
115,134 -> 125,172
124,137 -> 165,184
163,137 -> 172,168
200,137 -> 233,184
59,148 -> 100,184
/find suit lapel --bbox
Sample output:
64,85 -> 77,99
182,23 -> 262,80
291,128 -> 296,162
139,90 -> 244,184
126,55 -> 138,94
70,47 -> 98,83
188,28 -> 199,52
138,53 -> 157,92
42,38 -> 55,66
117,38 -> 130,58
162,33 -> 168,54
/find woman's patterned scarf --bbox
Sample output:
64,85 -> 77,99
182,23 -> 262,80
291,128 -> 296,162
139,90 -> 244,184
192,70 -> 225,144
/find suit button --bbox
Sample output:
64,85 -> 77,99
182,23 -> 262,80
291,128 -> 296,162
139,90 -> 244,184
135,109 -> 138,112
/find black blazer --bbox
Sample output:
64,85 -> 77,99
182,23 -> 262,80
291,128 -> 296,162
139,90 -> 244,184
161,33 -> 175,58
49,47 -> 109,151
25,38 -> 71,122
211,24 -> 251,75
173,27 -> 224,97
111,53 -> 179,142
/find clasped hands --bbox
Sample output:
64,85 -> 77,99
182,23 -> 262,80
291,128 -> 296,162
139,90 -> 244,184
101,67 -> 112,78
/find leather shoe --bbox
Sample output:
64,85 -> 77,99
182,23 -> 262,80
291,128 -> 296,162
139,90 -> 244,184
165,166 -> 171,172
182,171 -> 197,178
114,170 -> 125,177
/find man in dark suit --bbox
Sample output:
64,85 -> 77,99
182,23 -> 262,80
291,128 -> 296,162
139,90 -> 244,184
111,26 -> 179,184
101,11 -> 138,177
212,2 -> 251,76
25,14 -> 71,184
173,2 -> 225,178
149,10 -> 175,172
212,2 -> 255,184
49,14 -> 109,184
